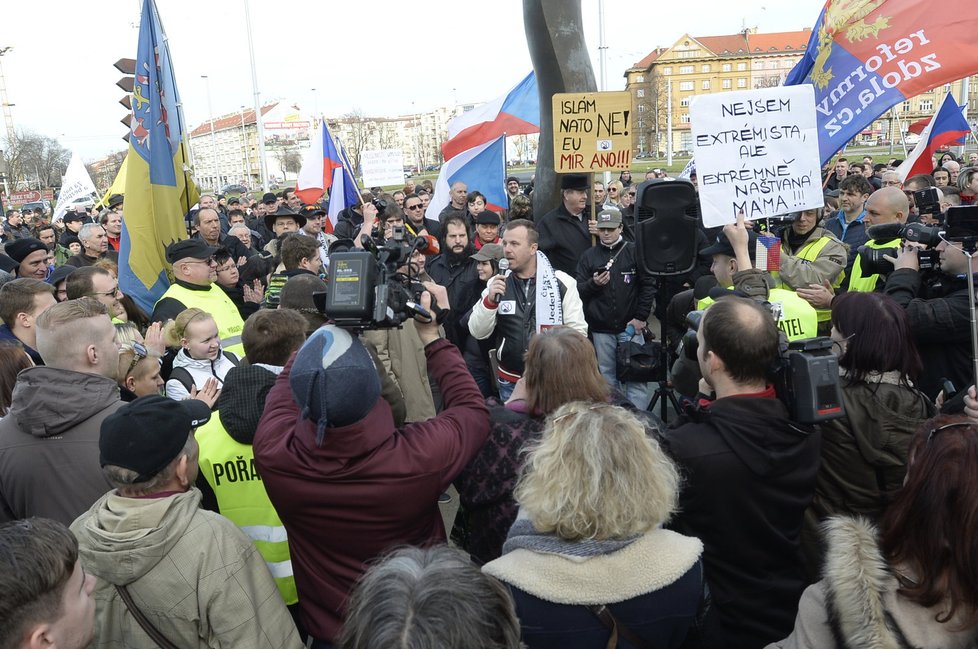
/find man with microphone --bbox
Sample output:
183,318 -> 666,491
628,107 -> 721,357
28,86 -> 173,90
468,219 -> 588,400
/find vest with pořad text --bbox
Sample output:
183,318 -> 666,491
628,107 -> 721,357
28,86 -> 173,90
771,236 -> 843,323
847,238 -> 901,293
155,283 -> 245,357
195,414 -> 297,605
696,287 -> 818,341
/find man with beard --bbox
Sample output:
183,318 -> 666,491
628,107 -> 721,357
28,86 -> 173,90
427,215 -> 481,351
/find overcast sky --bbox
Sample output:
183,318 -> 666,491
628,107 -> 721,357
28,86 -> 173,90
1,0 -> 823,161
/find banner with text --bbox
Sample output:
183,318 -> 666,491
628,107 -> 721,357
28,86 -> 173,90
552,91 -> 632,172
360,149 -> 405,187
691,85 -> 823,229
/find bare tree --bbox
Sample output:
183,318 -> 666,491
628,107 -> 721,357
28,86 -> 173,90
274,146 -> 303,177
2,130 -> 71,189
634,70 -> 669,158
86,150 -> 126,194
376,120 -> 398,150
340,109 -> 370,174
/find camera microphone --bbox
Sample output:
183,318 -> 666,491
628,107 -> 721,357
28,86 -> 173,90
414,234 -> 441,256
492,258 -> 511,305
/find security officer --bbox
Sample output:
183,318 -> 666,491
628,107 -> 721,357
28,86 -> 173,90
150,239 -> 246,357
847,186 -> 907,292
698,219 -> 818,342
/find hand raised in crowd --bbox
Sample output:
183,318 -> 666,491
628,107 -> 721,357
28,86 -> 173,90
143,321 -> 165,357
421,281 -> 449,312
592,270 -> 611,286
797,280 -> 835,310
588,219 -> 600,236
724,211 -> 751,250
964,385 -> 978,425
188,377 -> 221,409
242,279 -> 264,304
236,256 -> 247,266
413,291 -> 441,346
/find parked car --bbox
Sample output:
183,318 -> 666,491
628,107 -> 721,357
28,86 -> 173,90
21,200 -> 52,216
221,184 -> 249,194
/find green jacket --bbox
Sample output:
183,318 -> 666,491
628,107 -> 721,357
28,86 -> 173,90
71,488 -> 303,649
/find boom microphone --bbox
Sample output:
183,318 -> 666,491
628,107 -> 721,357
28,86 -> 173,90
414,234 -> 441,256
492,258 -> 511,305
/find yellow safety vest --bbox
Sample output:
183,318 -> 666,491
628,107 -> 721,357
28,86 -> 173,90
195,414 -> 298,605
155,283 -> 245,357
772,236 -> 843,323
697,287 -> 818,342
847,238 -> 901,293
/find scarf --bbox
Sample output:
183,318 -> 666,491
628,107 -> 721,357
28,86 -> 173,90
535,250 -> 563,332
503,512 -> 641,558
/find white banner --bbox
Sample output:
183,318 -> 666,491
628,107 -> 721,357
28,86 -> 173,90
691,85 -> 823,228
360,149 -> 404,187
53,152 -> 98,222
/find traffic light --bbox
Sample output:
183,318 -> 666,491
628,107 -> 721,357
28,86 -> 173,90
115,58 -> 136,143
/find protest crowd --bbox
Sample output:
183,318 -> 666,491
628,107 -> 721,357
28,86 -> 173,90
3,141 -> 978,649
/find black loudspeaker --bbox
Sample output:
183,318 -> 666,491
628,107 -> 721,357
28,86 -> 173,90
634,179 -> 700,276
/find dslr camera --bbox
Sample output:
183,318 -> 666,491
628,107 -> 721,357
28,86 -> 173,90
316,227 -> 437,329
856,221 -> 943,276
681,308 -> 844,425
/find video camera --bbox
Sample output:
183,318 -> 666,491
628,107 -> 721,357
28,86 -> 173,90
856,221 -> 943,276
315,226 -> 438,329
681,308 -> 844,425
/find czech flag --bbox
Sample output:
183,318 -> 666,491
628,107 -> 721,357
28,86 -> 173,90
427,73 -> 540,219
120,0 -> 199,314
296,119 -> 360,231
785,0 -> 978,164
897,93 -> 973,181
756,235 -> 782,272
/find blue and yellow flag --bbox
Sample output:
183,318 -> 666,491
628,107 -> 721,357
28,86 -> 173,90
785,0 -> 978,164
120,0 -> 198,313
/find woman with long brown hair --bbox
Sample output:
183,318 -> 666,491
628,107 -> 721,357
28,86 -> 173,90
453,327 -> 619,564
770,414 -> 978,648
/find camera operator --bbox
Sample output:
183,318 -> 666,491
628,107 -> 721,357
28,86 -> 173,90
468,219 -> 588,401
253,290 -> 489,648
882,215 -> 978,399
660,296 -> 820,649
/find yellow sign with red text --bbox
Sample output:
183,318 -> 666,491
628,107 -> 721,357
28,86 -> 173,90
552,91 -> 632,172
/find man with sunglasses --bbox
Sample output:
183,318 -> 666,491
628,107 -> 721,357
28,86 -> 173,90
149,240 -> 245,358
403,194 -> 441,239
65,267 -> 127,323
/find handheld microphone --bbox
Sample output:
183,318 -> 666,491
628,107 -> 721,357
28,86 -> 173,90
415,234 -> 441,256
492,258 -> 511,305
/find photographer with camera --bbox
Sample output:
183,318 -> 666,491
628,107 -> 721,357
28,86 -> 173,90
661,296 -> 820,649
882,211 -> 978,399
253,289 -> 489,648
333,191 -> 375,242
468,219 -> 587,401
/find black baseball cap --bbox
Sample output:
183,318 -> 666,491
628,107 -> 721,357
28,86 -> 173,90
700,229 -> 758,261
262,192 -> 278,205
100,395 -> 211,482
300,204 -> 327,217
166,238 -> 219,264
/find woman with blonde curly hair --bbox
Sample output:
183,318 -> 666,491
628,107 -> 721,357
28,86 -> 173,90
483,402 -> 706,649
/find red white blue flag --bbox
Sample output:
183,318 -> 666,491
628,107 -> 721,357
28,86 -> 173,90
296,119 -> 360,232
427,73 -> 539,218
896,93 -> 973,180
785,0 -> 978,164
756,235 -> 782,271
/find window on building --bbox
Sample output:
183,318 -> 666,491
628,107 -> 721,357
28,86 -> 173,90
722,63 -> 732,72
701,64 -> 711,73
636,89 -> 645,98
902,101 -> 911,112
722,79 -> 732,89
663,66 -> 672,75
702,80 -> 711,90
680,97 -> 690,107
679,65 -> 694,74
679,81 -> 694,91
681,132 -> 693,149
920,99 -> 934,112
638,105 -> 646,112
738,78 -> 747,88
737,62 -> 747,71
636,75 -> 644,83
680,113 -> 691,124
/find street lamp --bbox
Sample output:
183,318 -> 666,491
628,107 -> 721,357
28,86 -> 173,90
0,47 -> 16,142
201,75 -> 219,189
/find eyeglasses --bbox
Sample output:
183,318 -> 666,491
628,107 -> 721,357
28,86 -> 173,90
124,341 -> 148,377
609,187 -> 618,192
627,192 -> 636,196
87,285 -> 122,298
926,422 -> 973,445
184,258 -> 216,266
405,204 -> 423,211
